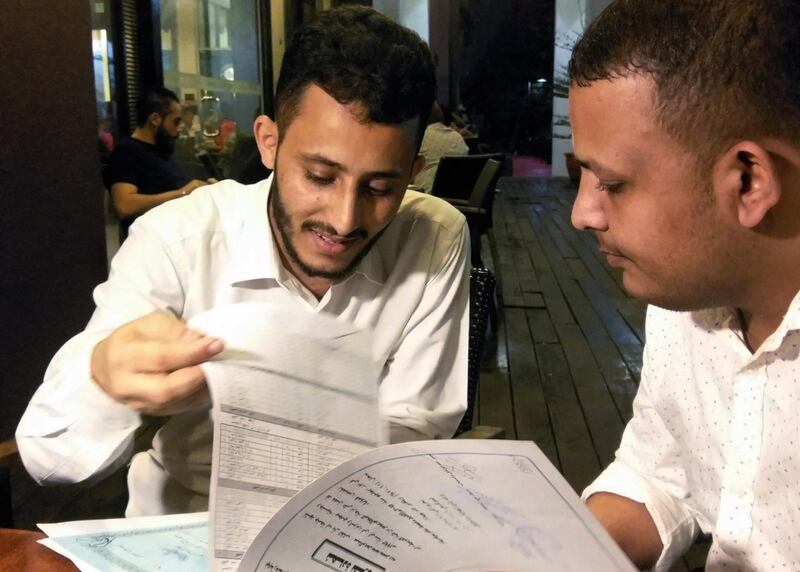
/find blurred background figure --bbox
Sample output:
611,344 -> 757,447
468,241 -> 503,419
413,101 -> 469,193
104,87 -> 215,240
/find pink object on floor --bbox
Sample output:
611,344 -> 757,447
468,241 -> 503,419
512,155 -> 551,177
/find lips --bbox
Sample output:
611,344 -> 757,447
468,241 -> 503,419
309,229 -> 358,255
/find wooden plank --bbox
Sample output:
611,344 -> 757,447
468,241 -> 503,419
526,308 -> 558,344
559,278 -> 639,422
477,369 -> 516,439
566,257 -> 591,280
504,308 -> 558,467
553,322 -> 626,466
579,278 -> 645,382
522,292 -> 545,308
535,342 -> 601,493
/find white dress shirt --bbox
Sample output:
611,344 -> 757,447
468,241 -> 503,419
583,296 -> 800,571
16,177 -> 470,516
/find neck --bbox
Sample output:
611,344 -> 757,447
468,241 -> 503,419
737,282 -> 799,352
131,126 -> 156,145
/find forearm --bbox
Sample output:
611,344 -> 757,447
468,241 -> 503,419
587,492 -> 663,569
16,330 -> 141,485
112,188 -> 185,219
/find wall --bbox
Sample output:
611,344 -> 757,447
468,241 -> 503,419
373,0 -> 429,43
271,0 -> 286,87
586,0 -> 613,21
551,0 -> 586,176
550,0 -> 614,176
0,1 -> 108,438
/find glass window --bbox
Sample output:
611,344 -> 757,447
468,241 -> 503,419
160,0 -> 264,182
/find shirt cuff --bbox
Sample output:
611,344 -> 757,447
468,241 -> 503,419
582,461 -> 699,571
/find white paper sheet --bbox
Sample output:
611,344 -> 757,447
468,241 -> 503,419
189,302 -> 384,572
38,512 -> 208,572
237,440 -> 636,572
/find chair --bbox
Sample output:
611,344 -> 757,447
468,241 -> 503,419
196,150 -> 224,181
454,267 -> 505,439
0,439 -> 17,527
430,154 -> 505,268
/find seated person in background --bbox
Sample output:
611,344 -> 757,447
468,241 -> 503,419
17,6 -> 469,517
569,0 -> 800,569
412,101 -> 469,193
105,87 -> 215,236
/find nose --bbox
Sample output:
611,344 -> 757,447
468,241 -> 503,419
571,174 -> 608,232
329,183 -> 362,237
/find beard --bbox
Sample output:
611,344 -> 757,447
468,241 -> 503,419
269,175 -> 387,281
154,124 -> 176,155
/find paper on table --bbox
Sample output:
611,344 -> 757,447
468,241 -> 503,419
238,440 -> 636,572
188,302 -> 384,572
37,512 -> 208,572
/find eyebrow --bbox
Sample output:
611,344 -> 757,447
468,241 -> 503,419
300,153 -> 403,179
575,156 -> 620,177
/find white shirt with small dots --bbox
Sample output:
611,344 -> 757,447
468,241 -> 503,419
583,299 -> 800,571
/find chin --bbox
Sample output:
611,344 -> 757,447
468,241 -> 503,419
624,281 -> 718,313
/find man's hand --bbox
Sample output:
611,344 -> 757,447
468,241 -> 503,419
586,492 -> 663,569
90,312 -> 224,416
180,179 -> 210,196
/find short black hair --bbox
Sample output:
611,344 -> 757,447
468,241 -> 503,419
136,87 -> 180,127
275,6 -> 436,148
570,0 -> 800,168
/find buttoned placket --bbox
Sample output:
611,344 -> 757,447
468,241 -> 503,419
715,333 -> 768,558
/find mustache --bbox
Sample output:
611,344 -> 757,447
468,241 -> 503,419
301,220 -> 368,241
595,236 -> 624,257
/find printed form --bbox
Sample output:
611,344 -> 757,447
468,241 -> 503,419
238,440 -> 636,572
189,303 -> 384,572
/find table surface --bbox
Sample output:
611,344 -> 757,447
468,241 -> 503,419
0,528 -> 78,571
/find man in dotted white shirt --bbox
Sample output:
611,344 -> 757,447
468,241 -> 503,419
569,1 -> 800,570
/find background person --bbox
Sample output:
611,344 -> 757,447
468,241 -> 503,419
105,87 -> 215,237
413,101 -> 469,193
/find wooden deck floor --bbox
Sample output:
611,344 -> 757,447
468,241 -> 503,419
4,176 -> 709,569
476,177 -> 644,488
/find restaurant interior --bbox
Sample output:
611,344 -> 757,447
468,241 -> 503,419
1,1 -> 710,569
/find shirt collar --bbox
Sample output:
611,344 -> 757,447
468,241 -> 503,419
226,174 -> 387,287
226,176 -> 280,286
756,288 -> 800,354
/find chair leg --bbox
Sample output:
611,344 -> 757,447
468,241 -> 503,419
0,464 -> 13,528
488,291 -> 498,332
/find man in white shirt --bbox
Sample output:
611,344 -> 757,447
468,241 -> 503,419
569,0 -> 800,569
16,6 -> 469,516
413,101 -> 469,193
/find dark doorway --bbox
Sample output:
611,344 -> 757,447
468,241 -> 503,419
452,0 -> 555,160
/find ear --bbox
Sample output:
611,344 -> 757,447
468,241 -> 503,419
148,112 -> 162,128
411,154 -> 425,179
713,141 -> 781,229
253,115 -> 280,170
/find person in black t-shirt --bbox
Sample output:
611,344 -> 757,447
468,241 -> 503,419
105,88 -> 216,236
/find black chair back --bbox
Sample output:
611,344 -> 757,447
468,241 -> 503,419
455,267 -> 497,436
430,153 -> 504,230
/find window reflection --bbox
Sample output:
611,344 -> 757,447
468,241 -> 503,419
160,0 -> 264,182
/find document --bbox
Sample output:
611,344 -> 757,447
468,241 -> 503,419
188,303 -> 384,572
37,302 -> 635,572
38,512 -> 208,572
238,439 -> 635,572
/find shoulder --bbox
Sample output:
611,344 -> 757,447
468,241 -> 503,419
110,138 -> 143,157
132,179 -> 263,244
377,190 -> 467,267
394,189 -> 466,237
